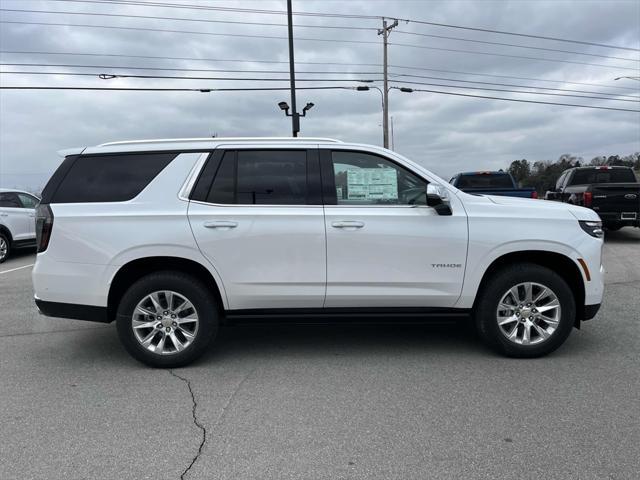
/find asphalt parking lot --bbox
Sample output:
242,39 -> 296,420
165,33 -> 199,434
1,229 -> 639,480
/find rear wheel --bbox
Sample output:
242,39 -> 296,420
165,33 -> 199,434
475,264 -> 575,357
116,271 -> 219,368
0,233 -> 10,263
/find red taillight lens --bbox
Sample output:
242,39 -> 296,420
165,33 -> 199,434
531,191 -> 538,199
35,204 -> 54,253
583,191 -> 593,207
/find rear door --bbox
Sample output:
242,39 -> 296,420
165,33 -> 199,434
188,147 -> 326,310
16,193 -> 39,239
0,192 -> 31,241
321,148 -> 468,308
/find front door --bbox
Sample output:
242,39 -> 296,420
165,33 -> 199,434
321,149 -> 468,308
188,148 -> 326,310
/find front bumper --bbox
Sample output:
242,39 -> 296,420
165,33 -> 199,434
582,303 -> 601,321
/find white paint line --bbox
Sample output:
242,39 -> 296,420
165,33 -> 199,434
0,264 -> 34,275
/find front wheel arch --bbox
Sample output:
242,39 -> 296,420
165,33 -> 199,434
474,251 -> 585,325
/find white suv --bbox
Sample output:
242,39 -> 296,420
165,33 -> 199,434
0,188 -> 40,263
33,138 -> 604,367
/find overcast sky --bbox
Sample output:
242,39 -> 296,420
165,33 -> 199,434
0,0 -> 639,191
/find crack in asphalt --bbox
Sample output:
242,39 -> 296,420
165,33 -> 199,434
168,367 -> 255,479
168,370 -> 207,480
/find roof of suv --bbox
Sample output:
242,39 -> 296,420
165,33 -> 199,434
61,137 -> 344,156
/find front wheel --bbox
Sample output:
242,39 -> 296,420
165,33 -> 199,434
116,271 -> 219,368
475,264 -> 575,358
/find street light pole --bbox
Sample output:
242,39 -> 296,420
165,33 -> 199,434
355,85 -> 413,151
286,0 -> 299,137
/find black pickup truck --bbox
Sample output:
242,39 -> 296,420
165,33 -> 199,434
545,166 -> 640,230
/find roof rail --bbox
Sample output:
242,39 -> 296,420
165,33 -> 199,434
99,137 -> 342,147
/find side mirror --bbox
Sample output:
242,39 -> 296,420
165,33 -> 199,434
426,184 -> 453,216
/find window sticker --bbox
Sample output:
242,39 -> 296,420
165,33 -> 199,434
347,168 -> 398,200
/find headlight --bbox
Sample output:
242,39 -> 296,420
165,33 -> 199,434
579,220 -> 603,238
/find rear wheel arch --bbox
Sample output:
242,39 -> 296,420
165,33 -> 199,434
474,250 -> 586,323
107,256 -> 226,322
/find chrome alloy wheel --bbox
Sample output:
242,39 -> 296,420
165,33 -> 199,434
132,290 -> 199,355
0,237 -> 7,261
496,282 -> 561,346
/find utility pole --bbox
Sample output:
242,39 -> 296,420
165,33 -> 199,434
378,17 -> 398,149
286,0 -> 299,137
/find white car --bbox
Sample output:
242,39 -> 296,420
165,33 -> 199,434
0,188 -> 40,263
32,138 -> 604,367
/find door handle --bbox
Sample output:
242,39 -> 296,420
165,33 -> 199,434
29,214 -> 35,218
331,221 -> 365,229
204,221 -> 238,229
0,213 -> 8,217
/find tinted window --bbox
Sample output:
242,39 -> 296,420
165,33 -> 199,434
51,153 -> 177,203
570,168 -> 637,185
456,174 -> 513,189
206,152 -> 235,204
17,193 -> 39,209
0,192 -> 21,208
331,151 -> 428,205
206,150 -> 308,205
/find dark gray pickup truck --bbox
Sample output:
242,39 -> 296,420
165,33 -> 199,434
545,166 -> 640,230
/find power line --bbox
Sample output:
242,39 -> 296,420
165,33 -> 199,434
390,87 -> 640,113
0,85 -> 357,92
0,20 -> 381,46
4,69 -> 635,102
2,49 -> 638,92
39,0 -> 382,19
2,82 -> 638,112
387,80 -> 639,103
389,40 -> 640,71
2,8 -> 633,63
0,62 -> 382,76
0,70 -> 380,83
41,0 -> 640,52
3,63 -> 636,99
3,63 -> 637,99
392,30 -> 638,62
0,7 -> 377,31
2,66 -> 636,102
3,20 -> 638,71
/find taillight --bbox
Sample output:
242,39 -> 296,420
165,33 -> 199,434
531,191 -> 538,199
35,204 -> 54,253
583,191 -> 593,207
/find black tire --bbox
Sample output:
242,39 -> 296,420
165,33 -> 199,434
116,271 -> 219,368
475,263 -> 576,358
0,232 -> 10,263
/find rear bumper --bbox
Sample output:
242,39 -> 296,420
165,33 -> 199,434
597,212 -> 640,226
35,299 -> 111,323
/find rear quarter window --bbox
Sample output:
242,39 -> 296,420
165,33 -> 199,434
51,153 -> 177,203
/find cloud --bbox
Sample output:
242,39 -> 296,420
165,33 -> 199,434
0,0 -> 638,190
